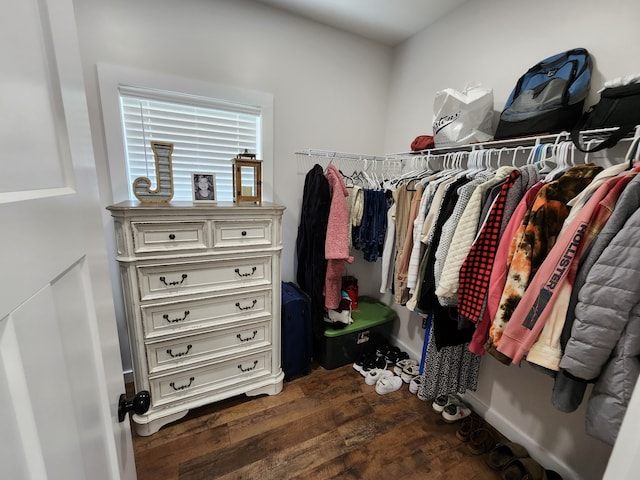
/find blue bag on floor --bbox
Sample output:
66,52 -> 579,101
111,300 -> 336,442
281,282 -> 313,380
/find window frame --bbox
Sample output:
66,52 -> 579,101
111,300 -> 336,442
97,63 -> 274,204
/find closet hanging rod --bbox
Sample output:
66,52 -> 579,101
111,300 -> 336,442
295,149 -> 406,162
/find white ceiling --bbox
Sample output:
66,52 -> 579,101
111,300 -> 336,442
253,0 -> 469,46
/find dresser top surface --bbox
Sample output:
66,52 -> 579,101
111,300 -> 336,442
107,200 -> 285,214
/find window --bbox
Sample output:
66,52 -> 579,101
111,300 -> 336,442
97,64 -> 273,203
119,87 -> 261,202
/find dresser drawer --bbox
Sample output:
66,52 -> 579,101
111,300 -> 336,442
141,289 -> 271,338
138,255 -> 272,301
146,320 -> 270,374
149,350 -> 272,408
212,219 -> 272,248
132,221 -> 208,253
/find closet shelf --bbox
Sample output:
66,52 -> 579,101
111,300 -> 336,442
296,126 -> 638,162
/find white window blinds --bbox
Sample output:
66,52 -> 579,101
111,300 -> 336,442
119,86 -> 261,201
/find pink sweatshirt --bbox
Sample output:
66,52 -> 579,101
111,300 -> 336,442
324,164 -> 354,309
497,173 -> 633,365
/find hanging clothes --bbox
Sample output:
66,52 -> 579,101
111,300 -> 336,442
496,168 -> 637,366
349,185 -> 364,250
393,182 -> 418,304
417,319 -> 481,400
415,175 -> 473,348
468,175 -> 544,355
456,169 -> 522,324
353,188 -> 387,262
379,202 -> 397,293
432,173 -> 493,306
557,205 -> 640,445
324,164 -> 355,309
406,172 -> 467,310
296,164 -> 331,341
436,166 -> 517,305
485,164 -> 602,364
395,183 -> 425,284
553,173 -> 640,413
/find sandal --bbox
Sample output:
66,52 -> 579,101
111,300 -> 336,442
501,457 -> 545,480
455,415 -> 483,442
486,442 -> 529,470
467,427 -> 498,455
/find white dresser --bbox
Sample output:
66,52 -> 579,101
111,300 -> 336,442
107,201 -> 285,436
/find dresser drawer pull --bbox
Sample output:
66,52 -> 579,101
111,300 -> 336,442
234,267 -> 257,278
235,299 -> 258,311
169,377 -> 194,391
237,360 -> 259,372
241,230 -> 247,236
166,344 -> 192,358
236,330 -> 258,342
169,233 -> 176,240
159,274 -> 188,286
163,310 -> 190,323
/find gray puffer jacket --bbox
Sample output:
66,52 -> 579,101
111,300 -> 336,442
559,207 -> 640,445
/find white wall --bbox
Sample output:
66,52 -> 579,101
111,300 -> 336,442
73,0 -> 392,371
385,0 -> 640,478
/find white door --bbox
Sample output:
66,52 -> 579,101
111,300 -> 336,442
0,0 -> 136,478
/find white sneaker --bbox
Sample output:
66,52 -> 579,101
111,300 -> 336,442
442,401 -> 472,423
409,375 -> 425,394
364,368 -> 393,386
431,393 -> 461,413
401,364 -> 420,384
393,358 -> 418,376
375,375 -> 403,395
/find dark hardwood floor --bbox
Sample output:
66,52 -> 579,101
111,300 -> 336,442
131,363 -> 502,479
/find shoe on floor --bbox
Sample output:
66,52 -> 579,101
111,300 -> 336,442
364,368 -> 393,386
375,375 -> 403,395
500,458 -> 545,480
442,401 -> 472,423
394,358 -> 418,376
486,442 -> 529,470
385,348 -> 409,365
401,364 -> 420,383
376,344 -> 398,358
409,374 -> 425,395
352,353 -> 371,373
467,427 -> 498,454
360,356 -> 388,377
431,393 -> 461,413
455,414 -> 483,442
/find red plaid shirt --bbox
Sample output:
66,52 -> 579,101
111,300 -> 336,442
457,170 -> 521,323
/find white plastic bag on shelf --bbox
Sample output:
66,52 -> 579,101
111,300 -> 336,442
433,84 -> 494,148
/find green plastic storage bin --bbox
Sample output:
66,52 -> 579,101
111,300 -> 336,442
317,296 -> 397,370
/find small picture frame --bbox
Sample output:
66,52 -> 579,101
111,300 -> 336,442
191,172 -> 216,203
